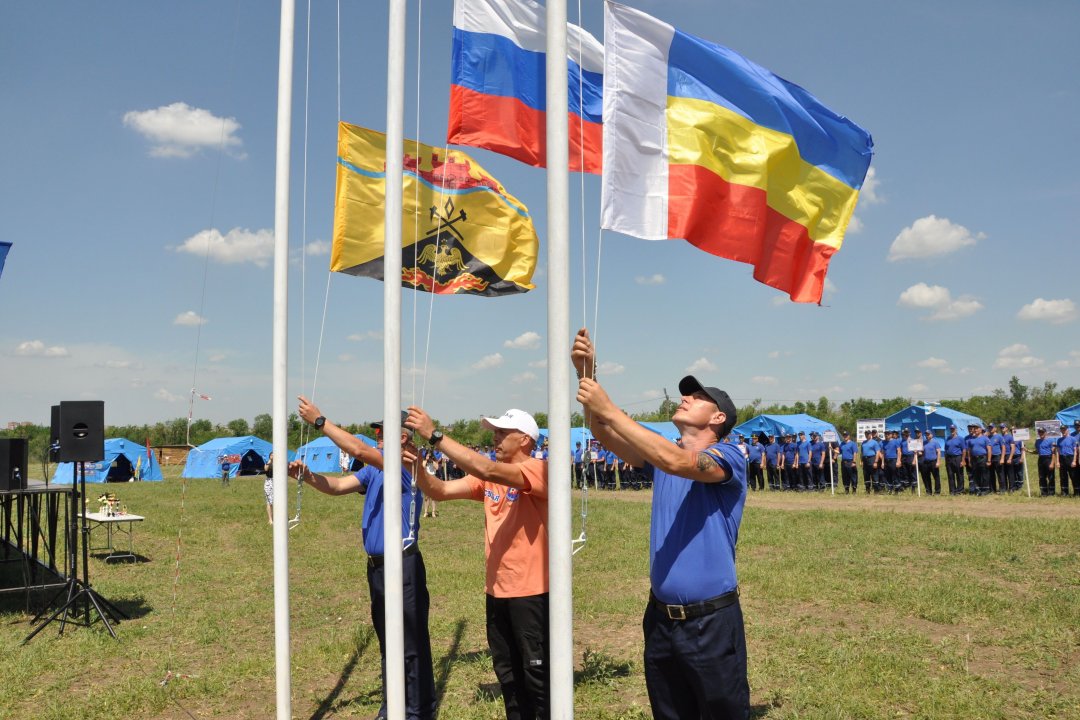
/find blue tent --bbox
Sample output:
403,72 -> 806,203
1056,403 -> 1080,427
885,405 -> 983,435
182,436 -> 273,478
52,438 -> 164,484
731,413 -> 837,440
295,434 -> 377,473
640,421 -> 680,442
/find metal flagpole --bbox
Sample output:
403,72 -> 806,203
383,1 -> 407,718
271,0 -> 296,717
545,1 -> 574,717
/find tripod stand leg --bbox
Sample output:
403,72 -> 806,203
83,589 -> 118,639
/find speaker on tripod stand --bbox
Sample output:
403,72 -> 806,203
25,400 -> 126,643
0,438 -> 28,491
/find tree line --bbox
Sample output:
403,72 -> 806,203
4,377 -> 1077,467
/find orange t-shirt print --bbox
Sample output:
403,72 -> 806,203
466,457 -> 549,598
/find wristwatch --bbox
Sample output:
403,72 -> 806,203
313,416 -> 326,430
428,430 -> 444,446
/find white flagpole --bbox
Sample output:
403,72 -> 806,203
271,0 -> 296,717
383,1 -> 407,718
545,1 -> 574,717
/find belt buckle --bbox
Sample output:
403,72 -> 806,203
665,604 -> 687,621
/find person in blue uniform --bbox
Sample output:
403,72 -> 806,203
987,424 -> 1004,494
962,424 -> 977,494
1035,427 -> 1056,496
747,434 -> 765,491
1000,424 -> 1017,492
860,430 -> 880,494
573,442 -> 584,488
781,434 -> 797,491
572,329 -> 749,720
919,429 -> 942,495
944,425 -> 966,495
292,399 -> 436,720
968,425 -> 991,495
796,431 -> 812,491
807,432 -> 824,490
900,428 -> 917,492
839,430 -> 858,493
1057,423 -> 1078,496
764,434 -> 781,491
1006,426 -> 1025,492
881,431 -> 901,493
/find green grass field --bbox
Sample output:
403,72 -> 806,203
2,464 -> 1078,719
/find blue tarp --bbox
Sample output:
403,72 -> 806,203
1056,403 -> 1080,427
0,241 -> 11,280
640,421 -> 680,441
295,434 -> 377,473
885,405 -> 983,435
731,413 -> 837,440
182,436 -> 273,478
52,438 -> 164,484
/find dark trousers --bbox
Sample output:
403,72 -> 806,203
919,461 -> 940,495
766,463 -> 780,490
970,458 -> 989,494
748,461 -> 763,490
643,600 -> 749,720
841,461 -> 858,492
901,457 -> 916,490
798,464 -> 812,490
368,551 -> 437,720
989,456 -> 1003,493
780,466 -> 793,489
884,463 -> 899,491
486,593 -> 549,720
1038,457 -> 1054,495
945,456 -> 963,494
1061,461 -> 1078,496
862,458 -> 876,492
1010,462 -> 1024,491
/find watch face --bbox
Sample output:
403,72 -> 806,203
315,416 -> 325,428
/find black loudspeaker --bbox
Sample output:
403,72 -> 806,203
50,404 -> 61,462
57,401 -> 105,463
0,438 -> 29,491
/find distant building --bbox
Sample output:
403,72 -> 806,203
5,421 -> 33,430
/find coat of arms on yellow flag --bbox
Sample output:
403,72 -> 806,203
332,122 -> 538,296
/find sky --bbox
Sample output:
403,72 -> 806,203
1,0 -> 1078,429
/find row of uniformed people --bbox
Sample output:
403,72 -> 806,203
1034,421 -> 1080,496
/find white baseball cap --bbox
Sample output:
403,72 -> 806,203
482,409 -> 540,442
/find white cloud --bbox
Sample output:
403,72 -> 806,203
338,353 -> 356,362
836,370 -> 851,378
917,357 -> 949,370
898,283 -> 983,321
859,363 -> 880,372
104,360 -> 132,369
751,375 -> 779,386
641,389 -> 663,400
1017,298 -> 1077,325
15,340 -> 69,357
208,353 -> 227,362
123,102 -> 243,158
634,274 -> 666,285
347,330 -> 382,342
174,311 -> 207,326
176,227 -> 275,267
597,361 -> 625,375
767,350 -> 780,359
993,343 -> 1044,370
473,353 -> 504,370
304,240 -> 331,256
512,371 -> 537,384
770,295 -> 788,307
847,215 -> 863,234
528,359 -> 548,369
909,383 -> 929,393
861,167 -> 882,204
685,357 -> 717,373
823,278 -> 838,296
888,215 -> 984,261
504,331 -> 541,350
154,388 -> 182,402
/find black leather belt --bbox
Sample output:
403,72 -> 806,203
368,543 -> 419,568
650,588 -> 739,621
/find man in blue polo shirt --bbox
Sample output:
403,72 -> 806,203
796,431 -> 812,491
839,430 -> 858,493
882,431 -> 901,493
860,430 -> 880,493
968,425 -> 991,495
900,428 -> 917,492
1006,425 -> 1025,492
1000,424 -> 1017,492
781,434 -> 797,491
809,432 -> 826,491
292,399 -> 436,720
573,329 -> 749,720
919,429 -> 942,495
987,424 -> 1005,494
944,425 -> 966,495
1035,427 -> 1056,495
764,434 -> 781,490
747,434 -> 765,491
1057,423 -> 1078,496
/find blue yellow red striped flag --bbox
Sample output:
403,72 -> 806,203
600,1 -> 873,303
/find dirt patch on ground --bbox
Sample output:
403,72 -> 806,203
598,488 -> 1080,520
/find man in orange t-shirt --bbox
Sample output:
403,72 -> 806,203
405,406 -> 549,720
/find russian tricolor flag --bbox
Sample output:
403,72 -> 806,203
449,0 -> 603,174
